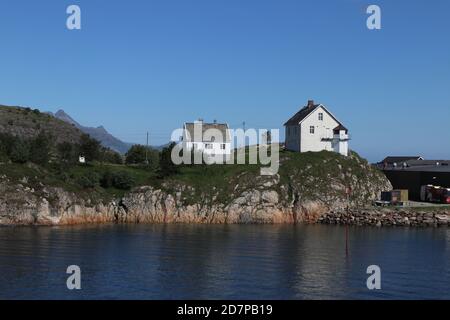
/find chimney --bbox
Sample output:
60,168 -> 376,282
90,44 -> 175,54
307,100 -> 314,108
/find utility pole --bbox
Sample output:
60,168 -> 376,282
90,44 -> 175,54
243,121 -> 246,132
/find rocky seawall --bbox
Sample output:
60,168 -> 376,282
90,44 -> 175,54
320,208 -> 450,227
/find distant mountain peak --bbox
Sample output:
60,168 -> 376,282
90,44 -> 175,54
53,110 -> 131,154
54,109 -> 80,127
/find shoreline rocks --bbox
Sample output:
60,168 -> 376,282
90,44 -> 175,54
319,208 -> 450,227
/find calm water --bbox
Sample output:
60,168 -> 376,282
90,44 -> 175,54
0,224 -> 449,300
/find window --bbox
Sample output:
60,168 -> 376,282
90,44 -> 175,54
318,113 -> 323,121
310,126 -> 315,134
205,143 -> 213,149
220,144 -> 226,150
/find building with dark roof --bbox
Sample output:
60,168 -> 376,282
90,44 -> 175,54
284,100 -> 349,156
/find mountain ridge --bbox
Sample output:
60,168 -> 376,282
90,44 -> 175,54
51,109 -> 132,154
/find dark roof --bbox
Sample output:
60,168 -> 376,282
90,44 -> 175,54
284,100 -> 344,127
381,156 -> 423,164
184,122 -> 230,142
283,105 -> 319,126
333,124 -> 348,133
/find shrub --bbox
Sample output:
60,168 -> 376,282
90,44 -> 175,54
77,171 -> 100,189
111,171 -> 135,190
100,171 -> 135,190
10,140 -> 30,164
100,170 -> 114,188
29,132 -> 52,165
159,142 -> 178,177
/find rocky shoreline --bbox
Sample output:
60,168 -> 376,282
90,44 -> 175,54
1,181 -> 449,227
319,208 -> 450,227
2,152 -> 448,227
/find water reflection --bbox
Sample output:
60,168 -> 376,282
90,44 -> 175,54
0,224 -> 449,299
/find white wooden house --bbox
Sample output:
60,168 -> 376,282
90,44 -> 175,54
182,120 -> 231,159
284,100 -> 349,156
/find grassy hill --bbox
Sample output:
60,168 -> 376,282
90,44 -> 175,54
0,105 -> 84,144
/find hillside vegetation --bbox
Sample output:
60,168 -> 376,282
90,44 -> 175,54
0,105 -> 83,144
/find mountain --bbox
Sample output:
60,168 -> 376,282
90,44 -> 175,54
52,110 -> 132,154
0,105 -> 84,144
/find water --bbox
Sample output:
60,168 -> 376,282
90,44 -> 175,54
0,224 -> 449,299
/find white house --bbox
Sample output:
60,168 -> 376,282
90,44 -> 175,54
182,119 -> 232,160
284,100 -> 349,156
78,155 -> 86,164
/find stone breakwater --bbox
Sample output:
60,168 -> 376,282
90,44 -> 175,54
319,208 -> 450,227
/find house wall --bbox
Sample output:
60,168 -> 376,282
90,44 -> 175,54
184,142 -> 231,155
300,106 -> 339,153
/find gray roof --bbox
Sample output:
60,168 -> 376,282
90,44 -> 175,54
381,156 -> 423,164
406,160 -> 450,167
184,122 -> 230,143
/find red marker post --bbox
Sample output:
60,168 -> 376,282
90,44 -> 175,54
345,186 -> 352,257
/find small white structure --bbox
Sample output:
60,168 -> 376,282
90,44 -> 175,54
182,119 -> 231,159
78,155 -> 86,164
284,100 -> 349,156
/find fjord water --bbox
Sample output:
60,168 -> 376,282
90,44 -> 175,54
0,224 -> 449,300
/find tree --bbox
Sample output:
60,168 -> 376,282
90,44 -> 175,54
10,139 -> 30,164
159,142 -> 178,177
125,144 -> 159,169
100,148 -> 123,164
78,134 -> 102,162
29,132 -> 52,165
57,142 -> 75,163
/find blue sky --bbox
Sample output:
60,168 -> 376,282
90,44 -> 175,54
0,0 -> 449,162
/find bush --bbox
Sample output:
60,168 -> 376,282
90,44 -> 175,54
10,140 -> 30,164
100,170 -> 114,188
77,171 -> 100,189
100,171 -> 135,190
112,171 -> 135,190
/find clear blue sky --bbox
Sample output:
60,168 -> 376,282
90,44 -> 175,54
1,0 -> 449,162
